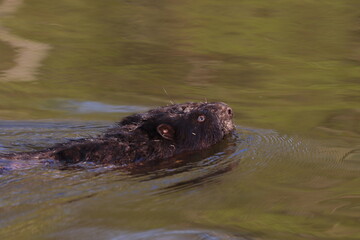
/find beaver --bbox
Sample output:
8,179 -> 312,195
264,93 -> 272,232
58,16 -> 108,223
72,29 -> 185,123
0,102 -> 235,165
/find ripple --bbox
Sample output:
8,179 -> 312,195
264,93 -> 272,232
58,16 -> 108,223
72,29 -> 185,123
46,228 -> 248,240
0,120 -> 109,152
110,229 -> 248,240
235,126 -> 355,171
1,122 -> 358,199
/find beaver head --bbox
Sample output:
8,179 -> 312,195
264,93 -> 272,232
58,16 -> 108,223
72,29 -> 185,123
118,102 -> 235,157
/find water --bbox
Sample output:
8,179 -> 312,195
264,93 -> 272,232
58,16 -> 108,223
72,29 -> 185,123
0,0 -> 359,239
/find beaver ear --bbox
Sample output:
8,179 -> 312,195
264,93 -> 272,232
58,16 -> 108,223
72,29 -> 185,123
157,124 -> 175,140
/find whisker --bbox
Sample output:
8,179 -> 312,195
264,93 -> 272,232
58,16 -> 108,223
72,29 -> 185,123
162,87 -> 175,105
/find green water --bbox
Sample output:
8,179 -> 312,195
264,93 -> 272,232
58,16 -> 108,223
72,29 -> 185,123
0,0 -> 359,239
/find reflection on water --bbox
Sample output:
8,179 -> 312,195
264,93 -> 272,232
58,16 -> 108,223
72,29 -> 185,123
0,0 -> 359,239
43,99 -> 150,114
0,0 -> 51,82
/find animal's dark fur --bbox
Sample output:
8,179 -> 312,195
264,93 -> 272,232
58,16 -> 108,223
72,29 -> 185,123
1,102 -> 235,165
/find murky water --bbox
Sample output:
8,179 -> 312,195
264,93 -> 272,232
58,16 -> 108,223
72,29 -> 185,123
0,0 -> 359,239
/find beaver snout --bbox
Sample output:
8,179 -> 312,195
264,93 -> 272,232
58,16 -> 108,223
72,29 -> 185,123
213,102 -> 235,134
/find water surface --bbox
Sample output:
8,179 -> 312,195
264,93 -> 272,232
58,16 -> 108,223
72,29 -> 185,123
0,0 -> 359,239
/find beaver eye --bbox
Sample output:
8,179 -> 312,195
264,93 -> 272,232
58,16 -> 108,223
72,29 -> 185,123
197,115 -> 206,122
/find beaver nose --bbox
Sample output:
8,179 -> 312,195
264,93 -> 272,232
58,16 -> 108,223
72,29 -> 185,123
226,107 -> 233,117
